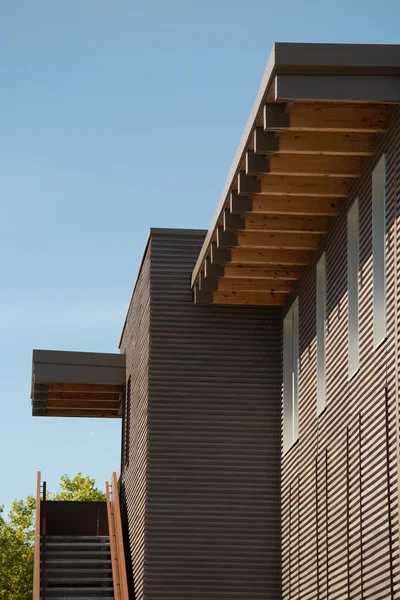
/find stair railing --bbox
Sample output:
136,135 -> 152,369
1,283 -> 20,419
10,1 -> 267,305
106,472 -> 129,600
33,472 -> 41,600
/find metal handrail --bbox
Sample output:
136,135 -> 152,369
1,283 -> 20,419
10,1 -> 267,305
106,472 -> 129,600
33,472 -> 41,600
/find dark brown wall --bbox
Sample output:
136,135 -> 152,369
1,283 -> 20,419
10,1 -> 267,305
120,240 -> 151,600
281,106 -> 400,600
121,229 -> 282,600
42,501 -> 108,536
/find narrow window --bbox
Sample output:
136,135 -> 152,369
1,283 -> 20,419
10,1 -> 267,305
124,376 -> 131,467
283,298 -> 299,451
348,199 -> 360,378
372,155 -> 386,347
316,253 -> 326,413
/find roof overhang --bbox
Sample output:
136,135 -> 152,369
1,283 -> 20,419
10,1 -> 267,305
31,350 -> 126,418
191,42 -> 400,306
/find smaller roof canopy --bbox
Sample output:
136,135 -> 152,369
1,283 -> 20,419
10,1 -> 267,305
31,350 -> 126,418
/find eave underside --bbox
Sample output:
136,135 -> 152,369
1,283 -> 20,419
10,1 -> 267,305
191,43 -> 400,306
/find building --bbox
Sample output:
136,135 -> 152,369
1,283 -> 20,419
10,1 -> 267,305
31,43 -> 400,599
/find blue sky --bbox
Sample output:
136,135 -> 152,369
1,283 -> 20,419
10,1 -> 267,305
1,0 -> 399,511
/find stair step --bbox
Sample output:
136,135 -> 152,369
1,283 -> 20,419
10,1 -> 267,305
41,535 -> 114,598
43,587 -> 114,597
45,559 -> 111,565
44,542 -> 110,549
44,551 -> 111,559
45,576 -> 113,583
45,568 -> 112,575
43,536 -> 110,543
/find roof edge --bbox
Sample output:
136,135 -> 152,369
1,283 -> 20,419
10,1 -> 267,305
119,228 -> 208,348
190,41 -> 400,287
190,43 -> 277,287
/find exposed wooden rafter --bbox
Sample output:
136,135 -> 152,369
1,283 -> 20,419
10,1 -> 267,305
253,128 -> 375,156
191,43 -> 398,305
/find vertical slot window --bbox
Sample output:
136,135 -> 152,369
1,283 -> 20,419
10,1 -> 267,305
316,253 -> 326,413
348,199 -> 360,378
372,155 -> 386,348
124,376 -> 131,467
283,298 -> 299,451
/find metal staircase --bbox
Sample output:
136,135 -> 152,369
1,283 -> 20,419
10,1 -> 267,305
41,535 -> 114,599
33,473 -> 129,600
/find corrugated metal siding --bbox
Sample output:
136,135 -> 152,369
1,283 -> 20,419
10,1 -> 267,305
120,241 -> 151,600
121,230 -> 282,599
281,106 -> 400,600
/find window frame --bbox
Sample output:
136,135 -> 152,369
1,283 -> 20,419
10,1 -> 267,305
316,253 -> 327,414
372,154 -> 386,349
347,199 -> 360,379
283,298 -> 299,452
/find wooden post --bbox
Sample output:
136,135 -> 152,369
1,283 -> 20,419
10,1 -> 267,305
33,472 -> 41,600
111,473 -> 129,599
106,481 -> 121,600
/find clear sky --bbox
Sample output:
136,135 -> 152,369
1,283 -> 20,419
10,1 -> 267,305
1,0 -> 399,511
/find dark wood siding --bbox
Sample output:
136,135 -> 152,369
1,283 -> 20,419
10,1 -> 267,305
121,230 -> 282,599
281,106 -> 400,600
120,241 -> 151,600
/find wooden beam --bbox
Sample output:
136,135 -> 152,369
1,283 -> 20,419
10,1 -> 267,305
259,175 -> 348,197
253,127 -> 280,154
230,191 -> 252,214
277,131 -> 375,156
211,242 -> 230,263
251,196 -> 340,216
274,74 -> 400,104
268,154 -> 362,177
218,278 -> 293,293
204,257 -> 224,278
246,151 -> 362,177
244,214 -> 329,234
47,392 -> 121,401
230,247 -> 310,265
217,226 -> 237,248
223,209 -> 245,231
223,264 -> 302,279
238,171 -> 261,195
237,231 -> 320,250
47,400 -> 120,410
194,283 -> 213,304
46,409 -> 120,418
199,272 -> 218,293
264,103 -> 290,129
246,151 -> 270,175
213,290 -> 286,306
265,102 -> 389,132
47,383 -> 124,393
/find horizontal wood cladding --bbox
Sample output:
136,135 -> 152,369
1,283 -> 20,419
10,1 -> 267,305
120,242 -> 151,600
147,231 -> 282,599
281,106 -> 400,600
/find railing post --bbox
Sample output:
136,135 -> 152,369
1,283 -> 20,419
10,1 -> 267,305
33,472 -> 41,600
106,473 -> 129,600
106,481 -> 121,600
111,473 -> 129,599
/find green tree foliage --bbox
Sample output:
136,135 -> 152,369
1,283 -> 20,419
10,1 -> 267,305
0,498 -> 35,600
0,473 -> 106,600
49,473 -> 106,502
